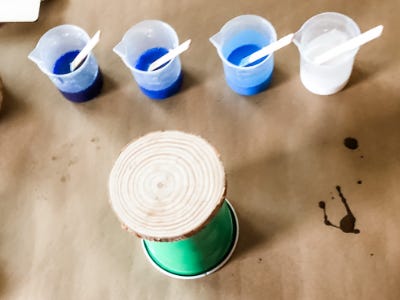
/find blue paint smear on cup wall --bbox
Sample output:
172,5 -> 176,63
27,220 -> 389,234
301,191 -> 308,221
53,50 -> 103,102
135,47 -> 183,100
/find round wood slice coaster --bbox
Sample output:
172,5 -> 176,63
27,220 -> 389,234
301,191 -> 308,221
108,131 -> 226,242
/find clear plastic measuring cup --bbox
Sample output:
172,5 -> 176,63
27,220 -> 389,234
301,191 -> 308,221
113,20 -> 183,100
293,12 -> 361,95
210,15 -> 277,96
28,24 -> 103,102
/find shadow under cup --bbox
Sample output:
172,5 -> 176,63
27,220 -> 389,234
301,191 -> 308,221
142,200 -> 239,279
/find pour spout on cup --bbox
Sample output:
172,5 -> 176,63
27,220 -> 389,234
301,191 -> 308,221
113,40 -> 132,69
28,44 -> 49,74
292,30 -> 303,48
209,32 -> 223,49
28,47 -> 41,66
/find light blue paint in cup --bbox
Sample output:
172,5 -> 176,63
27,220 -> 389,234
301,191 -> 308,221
114,20 -> 183,100
210,15 -> 277,96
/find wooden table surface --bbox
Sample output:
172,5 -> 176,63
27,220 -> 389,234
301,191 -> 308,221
1,0 -> 399,299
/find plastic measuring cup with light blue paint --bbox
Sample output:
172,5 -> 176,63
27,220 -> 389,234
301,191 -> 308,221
210,15 -> 277,96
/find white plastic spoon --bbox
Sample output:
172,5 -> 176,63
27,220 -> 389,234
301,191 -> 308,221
70,30 -> 101,71
148,39 -> 191,72
314,25 -> 383,65
239,33 -> 294,67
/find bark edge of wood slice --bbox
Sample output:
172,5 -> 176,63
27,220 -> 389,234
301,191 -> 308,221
0,76 -> 3,111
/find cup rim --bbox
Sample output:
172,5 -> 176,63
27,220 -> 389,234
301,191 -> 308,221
215,14 -> 277,70
33,24 -> 93,77
297,12 -> 361,66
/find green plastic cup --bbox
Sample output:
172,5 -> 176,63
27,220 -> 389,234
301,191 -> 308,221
142,199 -> 239,279
108,131 -> 239,279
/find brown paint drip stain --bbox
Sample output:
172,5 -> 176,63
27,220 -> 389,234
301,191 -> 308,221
60,174 -> 70,183
344,137 -> 358,150
319,186 -> 360,234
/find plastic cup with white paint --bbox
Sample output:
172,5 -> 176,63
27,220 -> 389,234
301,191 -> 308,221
293,12 -> 361,95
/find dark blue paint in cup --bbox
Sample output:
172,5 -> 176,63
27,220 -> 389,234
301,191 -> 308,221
28,25 -> 103,103
53,50 -> 103,102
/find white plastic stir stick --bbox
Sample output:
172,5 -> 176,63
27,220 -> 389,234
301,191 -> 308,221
70,30 -> 101,72
148,39 -> 191,71
239,33 -> 294,67
314,25 -> 384,65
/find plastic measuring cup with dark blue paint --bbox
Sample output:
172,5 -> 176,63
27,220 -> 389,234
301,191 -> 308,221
28,25 -> 103,103
210,15 -> 277,96
114,20 -> 183,100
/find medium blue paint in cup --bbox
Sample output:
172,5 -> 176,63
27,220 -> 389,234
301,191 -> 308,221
210,15 -> 277,96
114,20 -> 183,100
28,25 -> 103,103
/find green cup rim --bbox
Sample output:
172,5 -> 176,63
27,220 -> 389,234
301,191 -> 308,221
141,199 -> 239,279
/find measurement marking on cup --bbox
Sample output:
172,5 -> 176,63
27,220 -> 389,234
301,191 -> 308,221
318,186 -> 360,234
